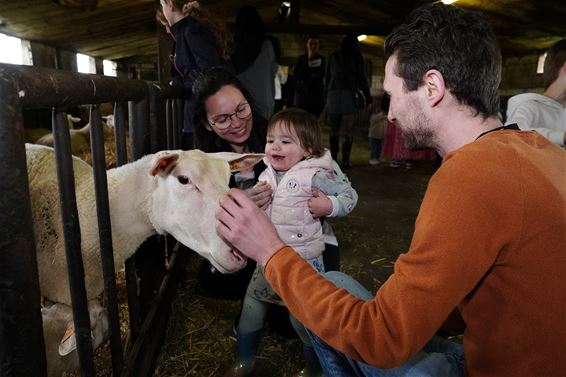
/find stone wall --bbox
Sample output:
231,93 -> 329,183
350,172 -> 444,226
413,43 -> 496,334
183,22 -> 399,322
500,54 -> 545,96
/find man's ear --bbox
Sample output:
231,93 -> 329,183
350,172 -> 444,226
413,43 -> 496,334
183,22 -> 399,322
423,69 -> 445,107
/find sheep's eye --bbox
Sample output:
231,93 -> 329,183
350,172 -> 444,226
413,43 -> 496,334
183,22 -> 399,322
177,175 -> 190,185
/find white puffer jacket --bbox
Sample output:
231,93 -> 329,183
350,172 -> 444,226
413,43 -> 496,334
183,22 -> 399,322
259,150 -> 334,259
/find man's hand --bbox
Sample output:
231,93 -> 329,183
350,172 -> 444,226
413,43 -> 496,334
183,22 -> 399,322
216,189 -> 285,266
308,189 -> 332,218
248,181 -> 273,210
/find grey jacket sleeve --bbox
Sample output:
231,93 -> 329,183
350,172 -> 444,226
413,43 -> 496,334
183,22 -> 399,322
312,160 -> 358,218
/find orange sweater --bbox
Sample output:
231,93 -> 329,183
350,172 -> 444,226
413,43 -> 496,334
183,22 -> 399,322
265,130 -> 566,376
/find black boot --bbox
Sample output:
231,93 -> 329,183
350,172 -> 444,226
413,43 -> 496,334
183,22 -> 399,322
329,135 -> 340,161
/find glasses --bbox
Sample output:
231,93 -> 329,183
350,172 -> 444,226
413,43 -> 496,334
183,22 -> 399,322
208,102 -> 252,130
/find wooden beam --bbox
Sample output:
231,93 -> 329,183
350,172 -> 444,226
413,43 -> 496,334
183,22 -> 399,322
263,22 -> 391,37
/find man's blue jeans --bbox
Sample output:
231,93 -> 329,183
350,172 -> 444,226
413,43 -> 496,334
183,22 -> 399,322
307,271 -> 465,377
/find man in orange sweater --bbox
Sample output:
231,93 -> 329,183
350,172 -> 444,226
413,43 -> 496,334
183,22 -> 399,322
216,4 -> 566,377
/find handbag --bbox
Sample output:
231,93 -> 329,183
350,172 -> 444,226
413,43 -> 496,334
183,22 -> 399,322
339,52 -> 367,109
353,88 -> 367,109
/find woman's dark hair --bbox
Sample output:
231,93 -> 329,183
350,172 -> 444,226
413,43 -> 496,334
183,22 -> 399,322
384,3 -> 501,118
192,67 -> 266,153
341,33 -> 361,56
268,108 -> 324,158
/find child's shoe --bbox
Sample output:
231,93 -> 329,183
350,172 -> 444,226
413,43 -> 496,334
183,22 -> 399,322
389,160 -> 401,168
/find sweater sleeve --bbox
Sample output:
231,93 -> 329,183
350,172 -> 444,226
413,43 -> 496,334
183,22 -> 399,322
265,144 -> 523,368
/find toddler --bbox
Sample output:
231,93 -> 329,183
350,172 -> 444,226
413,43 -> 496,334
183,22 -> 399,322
224,108 -> 357,377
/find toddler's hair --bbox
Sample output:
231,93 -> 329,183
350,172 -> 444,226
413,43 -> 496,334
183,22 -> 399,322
268,108 -> 325,157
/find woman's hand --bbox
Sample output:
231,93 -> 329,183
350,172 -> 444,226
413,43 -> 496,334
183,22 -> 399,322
248,181 -> 273,210
308,189 -> 333,218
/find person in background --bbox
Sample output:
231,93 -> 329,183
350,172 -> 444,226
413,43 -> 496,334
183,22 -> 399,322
368,95 -> 389,165
157,0 -> 232,150
282,64 -> 297,109
215,4 -> 566,377
224,108 -> 357,377
231,5 -> 278,121
274,64 -> 288,113
325,33 -> 371,169
506,38 -> 566,147
293,35 -> 326,117
381,118 -> 437,169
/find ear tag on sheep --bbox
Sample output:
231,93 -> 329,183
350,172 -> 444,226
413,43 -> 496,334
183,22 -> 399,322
150,153 -> 179,176
58,326 -> 77,356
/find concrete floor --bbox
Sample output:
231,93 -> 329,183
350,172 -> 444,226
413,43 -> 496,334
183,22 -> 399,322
155,139 -> 440,377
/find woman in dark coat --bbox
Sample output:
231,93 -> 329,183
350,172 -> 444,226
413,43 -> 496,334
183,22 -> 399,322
159,0 -> 232,149
325,33 -> 371,169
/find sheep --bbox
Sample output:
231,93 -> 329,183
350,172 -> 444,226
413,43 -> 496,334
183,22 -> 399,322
35,123 -> 91,156
26,144 -> 262,374
41,301 -> 108,377
24,114 -> 81,144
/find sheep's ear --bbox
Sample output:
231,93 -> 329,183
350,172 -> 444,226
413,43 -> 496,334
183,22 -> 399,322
150,152 -> 179,176
209,152 -> 265,173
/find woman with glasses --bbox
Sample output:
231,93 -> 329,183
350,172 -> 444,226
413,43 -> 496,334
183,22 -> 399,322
191,67 -> 271,300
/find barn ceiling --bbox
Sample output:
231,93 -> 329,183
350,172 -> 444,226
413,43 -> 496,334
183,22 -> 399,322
0,0 -> 565,64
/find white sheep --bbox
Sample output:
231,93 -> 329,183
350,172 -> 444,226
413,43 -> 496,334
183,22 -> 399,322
24,114 -> 82,144
26,144 -> 261,375
41,300 -> 108,376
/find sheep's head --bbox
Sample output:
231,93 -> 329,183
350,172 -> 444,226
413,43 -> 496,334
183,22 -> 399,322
149,149 -> 263,273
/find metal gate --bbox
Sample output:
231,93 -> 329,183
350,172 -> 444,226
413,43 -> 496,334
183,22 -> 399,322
0,63 -> 186,377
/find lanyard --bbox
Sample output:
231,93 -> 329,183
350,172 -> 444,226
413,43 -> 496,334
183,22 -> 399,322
475,124 -> 520,141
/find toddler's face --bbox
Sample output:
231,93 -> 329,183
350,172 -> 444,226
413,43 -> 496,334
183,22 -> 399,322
265,122 -> 307,172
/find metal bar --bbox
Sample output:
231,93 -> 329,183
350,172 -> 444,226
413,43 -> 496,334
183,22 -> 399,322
89,105 -> 124,375
129,97 -> 149,160
121,246 -> 189,377
113,102 -> 128,166
0,63 -> 146,108
148,83 -> 165,154
125,257 -> 141,345
52,109 -> 95,377
125,96 -> 151,346
0,68 -> 47,377
172,98 -> 182,150
165,98 -> 174,150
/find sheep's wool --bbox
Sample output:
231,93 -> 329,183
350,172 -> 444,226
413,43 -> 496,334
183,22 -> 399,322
26,144 -> 94,304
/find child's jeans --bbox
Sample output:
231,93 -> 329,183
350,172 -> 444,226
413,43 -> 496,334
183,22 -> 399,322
307,271 -> 465,377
